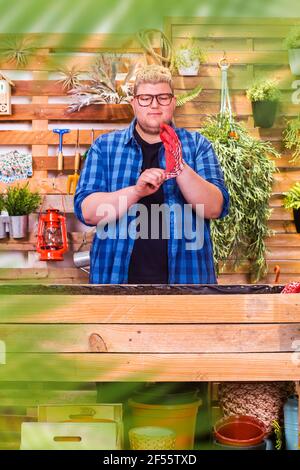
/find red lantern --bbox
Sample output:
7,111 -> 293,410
36,209 -> 68,261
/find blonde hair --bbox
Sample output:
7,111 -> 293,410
134,64 -> 174,95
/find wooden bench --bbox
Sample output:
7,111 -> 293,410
0,284 -> 299,445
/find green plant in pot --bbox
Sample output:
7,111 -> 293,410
4,183 -> 42,239
284,27 -> 300,75
283,182 -> 300,233
246,79 -> 281,128
283,115 -> 300,163
200,114 -> 280,282
173,38 -> 206,76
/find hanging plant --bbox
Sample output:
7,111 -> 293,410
282,116 -> 300,162
2,36 -> 36,68
200,114 -> 280,282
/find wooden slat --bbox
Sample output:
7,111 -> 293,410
0,352 -> 299,381
0,390 -> 97,407
0,33 -> 148,51
2,324 -> 299,353
0,130 -> 111,145
0,104 -> 133,121
167,16 -> 300,26
172,23 -> 300,39
0,294 -> 299,323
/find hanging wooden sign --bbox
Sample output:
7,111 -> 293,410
0,72 -> 15,115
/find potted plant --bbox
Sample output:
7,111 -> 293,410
246,79 -> 281,128
283,182 -> 300,233
4,183 -> 42,238
173,38 -> 206,76
284,27 -> 300,75
283,116 -> 300,162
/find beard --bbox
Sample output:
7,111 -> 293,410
137,118 -> 172,135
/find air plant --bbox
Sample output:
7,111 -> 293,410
2,36 -> 36,67
57,66 -> 83,91
68,54 -> 136,112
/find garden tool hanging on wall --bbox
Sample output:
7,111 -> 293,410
83,128 -> 95,160
67,129 -> 81,195
219,54 -> 239,140
53,128 -> 70,172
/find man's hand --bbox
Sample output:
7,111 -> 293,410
160,123 -> 184,179
134,168 -> 166,198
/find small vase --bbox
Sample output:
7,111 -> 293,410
288,49 -> 300,75
252,100 -> 278,128
293,208 -> 300,233
9,215 -> 28,239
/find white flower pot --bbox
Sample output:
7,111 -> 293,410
0,215 -> 9,239
177,50 -> 200,76
288,49 -> 300,75
9,215 -> 28,239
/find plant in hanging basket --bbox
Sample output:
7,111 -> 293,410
200,114 -> 280,282
282,115 -> 300,162
172,38 -> 206,76
67,54 -> 137,112
283,182 -> 300,233
246,79 -> 281,128
4,183 -> 42,239
283,27 -> 300,75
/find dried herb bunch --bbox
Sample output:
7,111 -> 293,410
200,114 -> 280,282
68,54 -> 136,112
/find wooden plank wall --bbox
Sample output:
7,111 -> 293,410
167,17 -> 300,284
0,20 -> 300,284
0,33 -> 143,283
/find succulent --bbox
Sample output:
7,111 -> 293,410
283,182 -> 300,210
284,27 -> 300,49
172,38 -> 206,71
246,79 -> 281,102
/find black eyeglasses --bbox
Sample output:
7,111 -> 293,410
134,93 -> 174,107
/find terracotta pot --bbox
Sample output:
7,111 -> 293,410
214,415 -> 267,448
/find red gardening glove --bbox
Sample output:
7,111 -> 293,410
160,123 -> 184,179
281,282 -> 300,294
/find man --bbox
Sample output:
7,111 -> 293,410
74,64 -> 229,284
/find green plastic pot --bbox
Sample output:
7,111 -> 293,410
252,100 -> 278,128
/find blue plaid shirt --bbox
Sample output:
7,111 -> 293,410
74,119 -> 229,284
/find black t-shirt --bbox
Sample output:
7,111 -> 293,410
127,128 -> 169,284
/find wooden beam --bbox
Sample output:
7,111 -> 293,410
0,293 -> 299,323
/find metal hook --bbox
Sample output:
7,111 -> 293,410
218,51 -> 230,69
